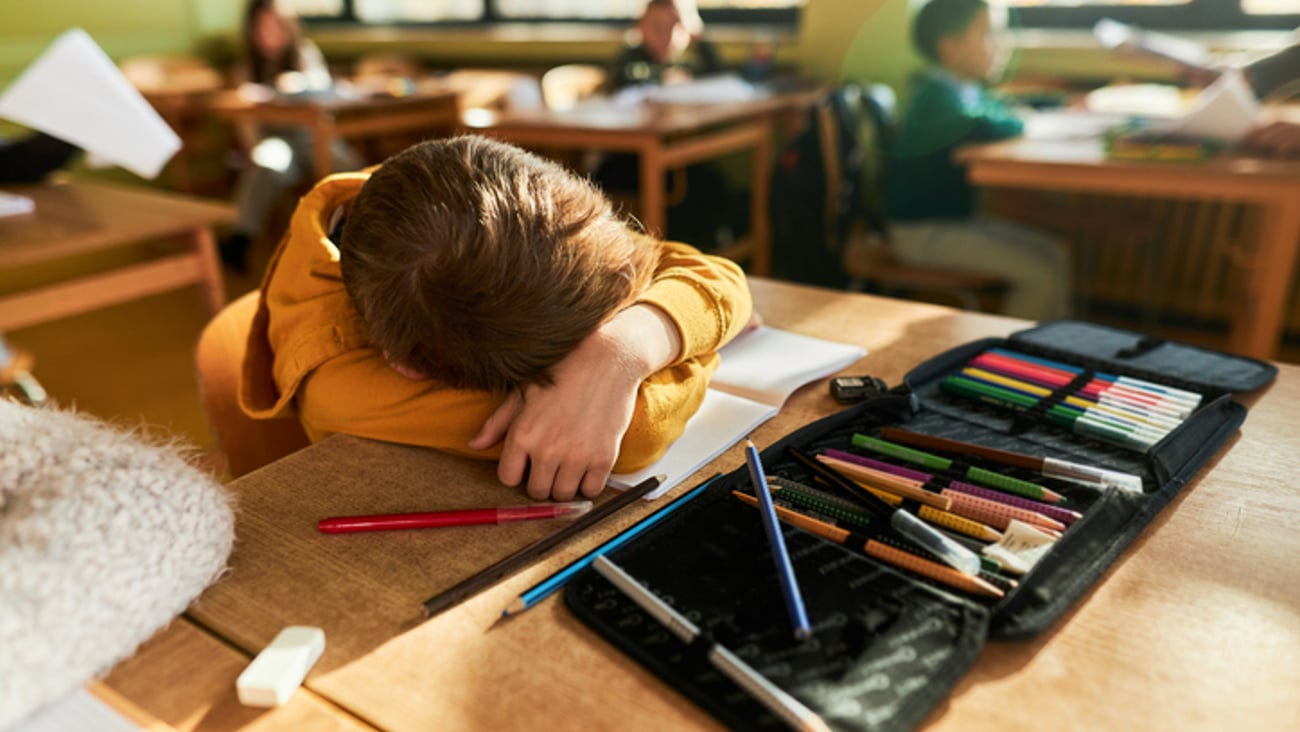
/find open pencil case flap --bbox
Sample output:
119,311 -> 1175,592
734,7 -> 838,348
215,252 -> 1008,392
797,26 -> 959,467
565,320 -> 1263,730
897,319 -> 1264,638
566,402 -> 993,732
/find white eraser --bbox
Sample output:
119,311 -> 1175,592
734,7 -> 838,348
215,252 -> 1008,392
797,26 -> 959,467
236,626 -> 326,707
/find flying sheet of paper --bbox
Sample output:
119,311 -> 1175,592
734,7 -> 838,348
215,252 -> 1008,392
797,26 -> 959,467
1162,69 -> 1259,143
0,28 -> 180,179
1094,18 -> 1210,71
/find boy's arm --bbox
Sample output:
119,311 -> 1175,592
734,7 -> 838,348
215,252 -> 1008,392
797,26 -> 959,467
471,243 -> 753,500
636,240 -> 753,364
907,79 -> 1024,148
469,302 -> 685,500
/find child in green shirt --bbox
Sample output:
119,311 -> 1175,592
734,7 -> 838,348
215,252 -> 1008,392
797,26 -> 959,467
886,0 -> 1070,321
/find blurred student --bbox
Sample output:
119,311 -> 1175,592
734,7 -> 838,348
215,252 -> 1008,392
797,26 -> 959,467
885,0 -> 1069,321
608,0 -> 722,92
220,0 -> 360,272
599,0 -> 742,250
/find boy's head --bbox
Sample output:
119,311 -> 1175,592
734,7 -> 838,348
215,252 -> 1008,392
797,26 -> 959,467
339,136 -> 658,393
639,0 -> 690,64
912,0 -> 998,82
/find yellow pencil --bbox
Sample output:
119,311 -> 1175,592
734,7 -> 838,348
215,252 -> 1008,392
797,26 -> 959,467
815,454 -> 952,510
732,492 -> 1004,599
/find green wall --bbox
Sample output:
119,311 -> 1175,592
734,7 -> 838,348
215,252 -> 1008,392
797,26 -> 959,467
0,1 -> 919,94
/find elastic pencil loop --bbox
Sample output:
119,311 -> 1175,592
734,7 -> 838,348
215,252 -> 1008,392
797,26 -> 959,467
1113,335 -> 1165,360
683,633 -> 718,665
1025,368 -> 1095,424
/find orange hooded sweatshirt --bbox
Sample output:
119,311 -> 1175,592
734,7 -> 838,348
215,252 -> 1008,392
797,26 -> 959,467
239,170 -> 753,472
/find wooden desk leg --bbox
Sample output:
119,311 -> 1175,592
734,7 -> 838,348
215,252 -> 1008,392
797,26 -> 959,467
639,142 -> 666,238
192,227 -> 227,315
312,116 -> 337,183
1228,197 -> 1300,360
749,120 -> 774,277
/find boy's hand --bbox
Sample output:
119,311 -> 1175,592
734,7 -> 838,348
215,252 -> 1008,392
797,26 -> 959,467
469,303 -> 682,501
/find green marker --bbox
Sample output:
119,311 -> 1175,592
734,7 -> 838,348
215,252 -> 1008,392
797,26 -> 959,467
852,429 -> 1060,503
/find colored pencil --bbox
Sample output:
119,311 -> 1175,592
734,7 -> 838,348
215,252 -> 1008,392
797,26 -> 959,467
731,492 -> 1004,599
746,440 -> 812,640
814,454 -> 953,510
319,501 -> 592,534
788,447 -> 981,576
420,474 -> 664,619
500,475 -> 718,618
877,427 -> 1144,494
825,447 -> 1083,525
592,556 -> 833,732
772,475 -> 1003,542
851,434 -> 1066,503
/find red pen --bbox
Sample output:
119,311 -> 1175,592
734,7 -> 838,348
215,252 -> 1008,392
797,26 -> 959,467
318,501 -> 593,534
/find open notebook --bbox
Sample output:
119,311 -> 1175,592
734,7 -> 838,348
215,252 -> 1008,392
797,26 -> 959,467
610,325 -> 866,499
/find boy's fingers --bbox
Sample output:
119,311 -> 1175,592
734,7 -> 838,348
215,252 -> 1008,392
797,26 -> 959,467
469,391 -> 521,450
552,460 -> 590,503
579,470 -> 608,499
497,446 -> 528,488
527,458 -> 564,501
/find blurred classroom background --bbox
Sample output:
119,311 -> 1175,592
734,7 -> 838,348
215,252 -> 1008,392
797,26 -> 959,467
1,0 -> 1297,460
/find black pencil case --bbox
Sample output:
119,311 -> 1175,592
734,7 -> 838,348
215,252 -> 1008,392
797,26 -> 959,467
564,320 -> 1275,732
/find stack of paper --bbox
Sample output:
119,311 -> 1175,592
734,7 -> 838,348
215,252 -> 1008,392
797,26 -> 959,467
0,28 -> 180,179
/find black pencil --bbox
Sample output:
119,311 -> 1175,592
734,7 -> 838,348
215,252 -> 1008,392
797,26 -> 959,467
420,474 -> 665,619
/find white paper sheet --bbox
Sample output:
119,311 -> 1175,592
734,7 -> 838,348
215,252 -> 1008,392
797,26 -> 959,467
1022,111 -> 1127,142
0,28 -> 180,179
1161,69 -> 1259,143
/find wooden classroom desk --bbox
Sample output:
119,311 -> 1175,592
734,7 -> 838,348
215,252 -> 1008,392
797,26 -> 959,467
955,135 -> 1300,361
103,279 -> 1297,731
0,179 -> 231,331
461,91 -> 819,277
208,86 -> 462,182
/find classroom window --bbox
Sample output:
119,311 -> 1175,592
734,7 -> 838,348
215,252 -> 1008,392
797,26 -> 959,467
285,0 -> 803,26
1008,0 -> 1299,31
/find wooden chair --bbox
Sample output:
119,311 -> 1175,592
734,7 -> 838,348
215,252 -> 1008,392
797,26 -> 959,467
541,64 -> 608,111
195,291 -> 309,479
832,83 -> 1010,310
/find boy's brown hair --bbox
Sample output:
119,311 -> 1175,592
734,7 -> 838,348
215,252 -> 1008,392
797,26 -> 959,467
340,136 -> 658,393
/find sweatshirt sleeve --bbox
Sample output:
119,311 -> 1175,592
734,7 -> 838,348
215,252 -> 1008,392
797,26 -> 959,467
635,239 -> 754,366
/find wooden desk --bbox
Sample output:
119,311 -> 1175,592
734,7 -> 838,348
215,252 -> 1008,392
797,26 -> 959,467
956,137 -> 1300,360
102,279 -> 1297,731
462,93 -> 818,277
0,180 -> 231,331
209,87 -> 462,181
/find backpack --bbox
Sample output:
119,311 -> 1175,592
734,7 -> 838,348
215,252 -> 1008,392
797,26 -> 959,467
769,82 -> 893,289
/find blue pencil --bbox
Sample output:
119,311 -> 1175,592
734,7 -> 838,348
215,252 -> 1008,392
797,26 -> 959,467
746,439 -> 813,640
500,474 -> 720,618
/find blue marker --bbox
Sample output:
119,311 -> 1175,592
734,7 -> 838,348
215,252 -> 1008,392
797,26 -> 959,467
746,439 -> 813,641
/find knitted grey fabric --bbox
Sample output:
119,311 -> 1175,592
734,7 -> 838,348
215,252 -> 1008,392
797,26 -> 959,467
0,399 -> 234,728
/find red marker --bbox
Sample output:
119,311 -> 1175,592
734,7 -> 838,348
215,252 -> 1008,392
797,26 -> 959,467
318,501 -> 592,534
